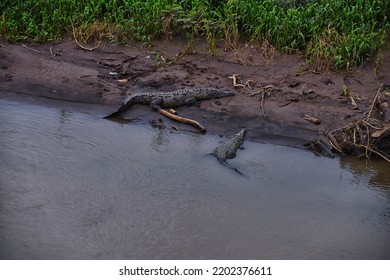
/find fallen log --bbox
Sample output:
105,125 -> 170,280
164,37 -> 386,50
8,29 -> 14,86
159,109 -> 206,133
371,123 -> 390,138
303,114 -> 321,125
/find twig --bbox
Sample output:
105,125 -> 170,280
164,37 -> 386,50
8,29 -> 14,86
279,100 -> 291,107
249,91 -> 261,97
362,120 -> 381,130
74,37 -> 101,51
21,44 -> 41,54
329,123 -> 353,135
229,74 -> 254,89
48,46 -> 61,57
72,23 -> 101,51
371,123 -> 390,138
349,94 -> 358,109
260,92 -> 266,117
303,114 -> 321,125
366,83 -> 383,120
229,74 -> 245,88
159,109 -> 206,133
249,85 -> 273,97
355,144 -> 390,164
327,132 -> 343,154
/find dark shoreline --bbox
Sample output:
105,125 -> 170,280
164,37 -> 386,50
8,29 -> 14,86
1,39 -> 389,158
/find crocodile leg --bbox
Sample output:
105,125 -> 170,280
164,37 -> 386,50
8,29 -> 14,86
184,97 -> 197,106
150,97 -> 163,111
104,103 -> 128,118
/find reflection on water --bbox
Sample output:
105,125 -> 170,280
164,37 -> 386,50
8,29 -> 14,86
0,98 -> 389,260
340,156 -> 390,187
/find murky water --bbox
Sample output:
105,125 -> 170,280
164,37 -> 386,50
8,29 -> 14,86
1,97 -> 389,259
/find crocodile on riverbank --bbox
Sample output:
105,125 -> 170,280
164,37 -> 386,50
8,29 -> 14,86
213,128 -> 246,174
104,87 -> 235,118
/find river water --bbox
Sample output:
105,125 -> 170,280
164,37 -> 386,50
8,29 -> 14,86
0,97 -> 389,259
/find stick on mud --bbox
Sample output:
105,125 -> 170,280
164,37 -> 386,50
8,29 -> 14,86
159,109 -> 206,133
303,114 -> 321,125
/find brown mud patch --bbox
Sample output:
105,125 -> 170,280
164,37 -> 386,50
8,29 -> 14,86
1,38 -> 389,158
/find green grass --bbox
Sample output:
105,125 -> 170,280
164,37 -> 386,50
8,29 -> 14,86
1,0 -> 389,70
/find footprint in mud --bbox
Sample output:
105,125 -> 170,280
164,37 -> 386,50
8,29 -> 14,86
321,77 -> 334,85
4,74 -> 12,81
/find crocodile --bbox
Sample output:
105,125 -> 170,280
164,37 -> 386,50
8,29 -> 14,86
104,87 -> 235,118
213,128 -> 246,162
212,128 -> 246,174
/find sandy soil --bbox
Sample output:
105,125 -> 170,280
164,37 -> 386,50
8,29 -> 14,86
1,37 -> 389,151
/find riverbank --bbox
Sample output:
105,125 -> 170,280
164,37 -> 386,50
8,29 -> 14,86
1,38 -> 389,156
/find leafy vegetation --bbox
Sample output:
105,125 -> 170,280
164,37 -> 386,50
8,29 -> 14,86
1,0 -> 389,70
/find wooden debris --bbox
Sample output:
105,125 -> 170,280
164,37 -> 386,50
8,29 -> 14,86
349,94 -> 358,110
304,138 -> 335,158
260,92 -> 266,117
249,85 -> 274,97
21,44 -> 41,54
168,109 -> 177,115
279,100 -> 291,107
229,74 -> 243,88
328,84 -> 390,163
159,109 -> 206,133
366,84 -> 383,120
327,132 -> 343,154
371,123 -> 390,138
303,114 -> 321,125
279,97 -> 298,107
49,46 -> 62,56
355,144 -> 390,164
229,74 -> 254,89
247,85 -> 275,117
74,38 -> 101,51
72,24 -> 101,51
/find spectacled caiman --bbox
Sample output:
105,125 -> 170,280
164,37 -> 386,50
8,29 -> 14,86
213,128 -> 246,175
104,87 -> 235,118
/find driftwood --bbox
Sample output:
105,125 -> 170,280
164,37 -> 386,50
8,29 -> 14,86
327,132 -> 343,154
248,85 -> 275,117
366,84 -> 383,120
229,74 -> 254,89
260,92 -> 266,117
371,123 -> 390,138
304,138 -> 335,158
72,23 -> 101,51
303,114 -> 321,125
159,109 -> 206,133
21,44 -> 41,54
74,37 -> 101,51
327,83 -> 390,163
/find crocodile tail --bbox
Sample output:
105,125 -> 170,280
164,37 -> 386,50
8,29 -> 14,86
104,105 -> 126,118
104,95 -> 135,118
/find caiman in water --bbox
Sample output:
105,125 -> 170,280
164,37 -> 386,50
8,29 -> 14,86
104,87 -> 234,118
213,128 -> 246,174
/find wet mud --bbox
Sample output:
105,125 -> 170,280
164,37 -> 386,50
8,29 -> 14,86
1,37 -> 389,154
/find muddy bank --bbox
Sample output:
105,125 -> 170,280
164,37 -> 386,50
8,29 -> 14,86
1,38 -> 389,153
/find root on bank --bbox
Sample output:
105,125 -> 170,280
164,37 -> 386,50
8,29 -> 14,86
329,84 -> 390,163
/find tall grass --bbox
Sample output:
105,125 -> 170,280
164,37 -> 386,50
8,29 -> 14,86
1,0 -> 389,70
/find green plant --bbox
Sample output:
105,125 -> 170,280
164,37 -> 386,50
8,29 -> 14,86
1,0 -> 389,70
